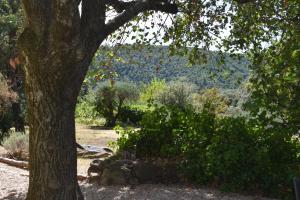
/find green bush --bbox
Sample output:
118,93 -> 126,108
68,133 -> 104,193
118,106 -> 145,125
140,78 -> 167,103
2,132 -> 29,160
192,88 -> 229,114
114,126 -> 141,153
75,90 -> 104,125
115,103 -> 300,199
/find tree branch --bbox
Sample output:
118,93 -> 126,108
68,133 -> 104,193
80,0 -> 106,53
81,0 -> 106,35
105,0 -> 136,13
104,0 -> 178,37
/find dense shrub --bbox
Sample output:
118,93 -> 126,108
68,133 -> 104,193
115,103 -> 300,199
118,106 -> 145,125
2,132 -> 29,160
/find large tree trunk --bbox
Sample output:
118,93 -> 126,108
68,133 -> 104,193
18,2 -> 96,198
24,61 -> 86,200
20,21 -> 100,200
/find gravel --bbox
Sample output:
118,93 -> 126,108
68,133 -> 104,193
0,162 -> 276,200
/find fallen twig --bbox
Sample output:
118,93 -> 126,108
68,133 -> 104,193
0,157 -> 28,169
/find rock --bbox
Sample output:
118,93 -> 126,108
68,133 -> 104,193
88,159 -> 137,185
87,159 -> 104,177
100,166 -> 137,185
77,144 -> 113,159
101,160 -> 138,185
87,159 -> 180,186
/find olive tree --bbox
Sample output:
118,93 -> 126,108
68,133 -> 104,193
95,81 -> 139,127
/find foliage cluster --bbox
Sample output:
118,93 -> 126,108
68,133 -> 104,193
115,103 -> 300,199
75,91 -> 101,125
139,78 -> 167,103
246,31 -> 300,135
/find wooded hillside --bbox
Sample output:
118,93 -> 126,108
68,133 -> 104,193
90,46 -> 249,89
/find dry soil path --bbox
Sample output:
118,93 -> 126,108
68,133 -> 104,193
0,162 -> 276,200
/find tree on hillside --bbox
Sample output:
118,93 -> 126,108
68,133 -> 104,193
17,0 -> 299,199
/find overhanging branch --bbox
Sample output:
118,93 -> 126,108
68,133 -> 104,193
104,0 -> 178,37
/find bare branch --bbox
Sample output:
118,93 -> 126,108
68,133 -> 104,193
104,0 -> 178,37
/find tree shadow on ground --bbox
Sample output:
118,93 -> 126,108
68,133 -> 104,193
80,183 -> 269,200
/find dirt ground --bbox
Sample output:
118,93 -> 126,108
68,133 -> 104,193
76,124 -> 119,147
76,124 -> 119,175
0,162 -> 276,200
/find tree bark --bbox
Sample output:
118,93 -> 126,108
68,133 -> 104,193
25,107 -> 83,199
24,60 -> 86,200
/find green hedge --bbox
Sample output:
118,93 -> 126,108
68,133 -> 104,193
115,104 -> 300,199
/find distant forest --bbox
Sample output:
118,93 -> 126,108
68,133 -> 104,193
89,45 -> 250,89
